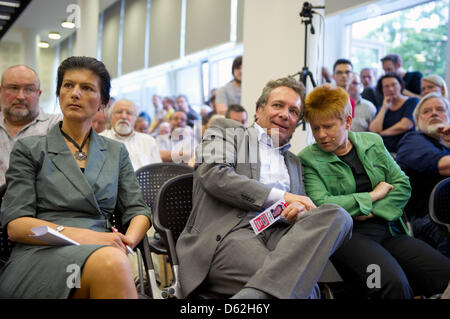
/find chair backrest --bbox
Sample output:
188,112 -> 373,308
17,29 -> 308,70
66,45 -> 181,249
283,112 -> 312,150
429,177 -> 450,229
0,184 -> 14,262
153,173 -> 193,265
135,163 -> 193,211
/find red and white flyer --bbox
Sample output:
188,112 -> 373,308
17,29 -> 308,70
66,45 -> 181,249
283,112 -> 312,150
250,199 -> 288,235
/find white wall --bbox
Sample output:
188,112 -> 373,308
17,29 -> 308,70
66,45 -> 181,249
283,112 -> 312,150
242,0 -> 325,154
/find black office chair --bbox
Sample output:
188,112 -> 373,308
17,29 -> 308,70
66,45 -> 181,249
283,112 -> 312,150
135,163 -> 193,290
135,163 -> 193,212
0,184 -> 14,269
146,173 -> 193,299
429,177 -> 450,233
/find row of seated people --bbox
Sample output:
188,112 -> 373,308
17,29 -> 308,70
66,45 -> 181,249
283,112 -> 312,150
0,57 -> 449,299
323,57 -> 450,259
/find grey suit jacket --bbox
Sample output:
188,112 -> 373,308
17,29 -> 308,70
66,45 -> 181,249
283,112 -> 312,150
176,118 -> 305,297
0,122 -> 151,298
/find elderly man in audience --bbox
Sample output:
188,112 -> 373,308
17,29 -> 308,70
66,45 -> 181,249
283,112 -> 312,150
156,110 -> 196,163
347,73 -> 377,132
176,77 -> 352,299
100,99 -> 161,170
0,65 -> 61,185
396,92 -> 450,258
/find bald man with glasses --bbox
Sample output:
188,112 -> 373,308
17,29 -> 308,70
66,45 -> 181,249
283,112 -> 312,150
0,65 -> 61,185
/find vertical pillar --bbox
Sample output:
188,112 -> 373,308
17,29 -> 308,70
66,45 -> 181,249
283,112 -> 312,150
23,28 -> 40,72
241,0 -> 325,152
74,0 -> 100,57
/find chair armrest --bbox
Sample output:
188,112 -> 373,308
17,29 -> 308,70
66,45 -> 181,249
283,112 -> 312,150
148,236 -> 168,255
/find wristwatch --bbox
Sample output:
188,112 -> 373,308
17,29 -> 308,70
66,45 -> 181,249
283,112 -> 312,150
56,225 -> 65,233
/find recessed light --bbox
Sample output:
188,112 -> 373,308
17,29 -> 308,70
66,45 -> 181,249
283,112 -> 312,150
61,20 -> 75,29
0,1 -> 20,8
48,32 -> 61,40
38,41 -> 50,48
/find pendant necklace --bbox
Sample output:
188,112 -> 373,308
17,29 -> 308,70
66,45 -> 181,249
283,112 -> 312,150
60,123 -> 90,161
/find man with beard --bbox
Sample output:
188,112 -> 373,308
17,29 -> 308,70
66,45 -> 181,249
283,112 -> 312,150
396,92 -> 450,257
215,55 -> 242,115
100,99 -> 161,171
0,65 -> 61,185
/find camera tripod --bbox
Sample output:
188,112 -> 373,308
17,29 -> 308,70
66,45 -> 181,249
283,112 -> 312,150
290,2 -> 324,129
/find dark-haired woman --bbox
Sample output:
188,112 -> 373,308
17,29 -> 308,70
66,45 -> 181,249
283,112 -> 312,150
0,57 -> 151,299
369,73 -> 419,154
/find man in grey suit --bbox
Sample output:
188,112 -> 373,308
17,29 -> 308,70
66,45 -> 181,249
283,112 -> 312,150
176,77 -> 353,299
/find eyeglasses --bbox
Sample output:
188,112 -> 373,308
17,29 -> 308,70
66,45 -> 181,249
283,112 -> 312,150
2,85 -> 39,96
335,70 -> 351,76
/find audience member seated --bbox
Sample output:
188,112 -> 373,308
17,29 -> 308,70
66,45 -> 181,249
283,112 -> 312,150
176,77 -> 352,299
347,73 -> 377,132
135,111 -> 151,134
421,74 -> 448,98
360,67 -> 383,109
92,109 -> 108,133
215,55 -> 242,115
176,94 -> 201,128
332,59 -> 355,117
369,73 -> 419,154
0,56 -> 151,299
225,104 -> 248,126
134,116 -> 149,134
396,92 -> 450,257
188,114 -> 225,167
0,65 -> 62,185
381,53 -> 422,98
156,110 -> 196,164
149,94 -> 166,136
298,84 -> 450,299
100,99 -> 161,170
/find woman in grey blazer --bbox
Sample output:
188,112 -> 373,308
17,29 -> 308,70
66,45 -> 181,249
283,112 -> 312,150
0,57 -> 151,299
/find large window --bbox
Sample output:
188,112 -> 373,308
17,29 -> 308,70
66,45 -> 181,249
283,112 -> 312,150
350,0 -> 448,76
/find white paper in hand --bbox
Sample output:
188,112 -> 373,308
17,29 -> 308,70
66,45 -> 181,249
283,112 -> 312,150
30,226 -> 80,246
250,199 -> 288,235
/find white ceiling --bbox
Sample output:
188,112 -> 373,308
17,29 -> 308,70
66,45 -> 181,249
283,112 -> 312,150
3,0 -> 119,45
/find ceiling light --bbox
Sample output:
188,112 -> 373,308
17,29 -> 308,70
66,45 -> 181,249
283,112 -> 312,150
0,1 -> 20,8
48,32 -> 61,40
0,14 -> 11,20
61,20 -> 75,29
38,41 -> 50,48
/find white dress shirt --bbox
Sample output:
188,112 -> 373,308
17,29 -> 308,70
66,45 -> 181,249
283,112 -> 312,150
253,123 -> 291,208
100,129 -> 162,171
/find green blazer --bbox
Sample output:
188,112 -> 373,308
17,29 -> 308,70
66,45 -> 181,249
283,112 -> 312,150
298,131 -> 411,231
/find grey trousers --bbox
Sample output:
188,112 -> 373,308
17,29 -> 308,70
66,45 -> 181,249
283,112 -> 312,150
206,204 -> 353,298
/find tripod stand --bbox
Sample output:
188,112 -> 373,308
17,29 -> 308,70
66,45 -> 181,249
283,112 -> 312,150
289,2 -> 324,129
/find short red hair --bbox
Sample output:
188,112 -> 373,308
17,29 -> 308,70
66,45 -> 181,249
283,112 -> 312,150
304,84 -> 351,123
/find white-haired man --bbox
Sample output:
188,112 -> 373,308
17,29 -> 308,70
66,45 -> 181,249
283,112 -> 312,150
100,99 -> 161,170
397,92 -> 450,257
